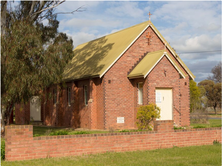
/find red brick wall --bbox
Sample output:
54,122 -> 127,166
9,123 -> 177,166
104,26 -> 161,130
133,78 -> 145,128
42,79 -> 90,128
145,56 -> 190,126
179,78 -> 190,126
90,78 -> 105,129
77,79 -> 91,128
15,103 -> 30,124
103,26 -> 191,129
154,120 -> 174,132
43,85 -> 59,126
5,125 -> 221,161
41,78 -> 105,129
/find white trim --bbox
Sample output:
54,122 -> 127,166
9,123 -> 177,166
150,25 -> 194,80
144,53 -> 186,79
165,54 -> 186,79
144,54 -> 165,78
176,58 -> 194,80
149,25 -> 177,58
100,24 -> 150,78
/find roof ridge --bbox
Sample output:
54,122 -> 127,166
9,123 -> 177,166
74,21 -> 149,49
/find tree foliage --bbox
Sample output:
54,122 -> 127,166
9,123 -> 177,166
136,103 -> 160,130
1,1 -> 76,131
189,80 -> 208,112
208,62 -> 221,83
198,80 -> 221,114
189,80 -> 201,112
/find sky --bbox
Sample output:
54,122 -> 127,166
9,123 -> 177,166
54,1 -> 222,83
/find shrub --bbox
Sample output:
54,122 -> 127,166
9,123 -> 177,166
1,139 -> 5,160
136,103 -> 160,130
49,130 -> 69,136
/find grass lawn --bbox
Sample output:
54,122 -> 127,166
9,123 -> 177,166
1,144 -> 221,166
190,119 -> 221,128
33,126 -> 118,137
33,126 -> 150,137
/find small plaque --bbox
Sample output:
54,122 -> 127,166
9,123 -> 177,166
156,92 -> 161,103
117,117 -> 124,123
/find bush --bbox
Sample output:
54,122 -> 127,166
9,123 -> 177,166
136,103 -> 160,130
1,139 -> 5,160
49,130 -> 69,136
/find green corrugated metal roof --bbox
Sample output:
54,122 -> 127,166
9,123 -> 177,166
62,20 -> 195,81
63,21 -> 149,81
127,50 -> 187,79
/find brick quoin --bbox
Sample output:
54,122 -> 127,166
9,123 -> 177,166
15,24 -> 192,130
5,125 -> 221,161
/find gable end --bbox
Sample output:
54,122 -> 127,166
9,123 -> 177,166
99,24 -> 150,78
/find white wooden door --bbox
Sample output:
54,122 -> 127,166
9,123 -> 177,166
155,89 -> 172,120
30,96 -> 41,121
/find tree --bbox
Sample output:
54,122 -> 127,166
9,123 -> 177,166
208,62 -> 221,83
189,80 -> 208,112
198,85 -> 208,109
136,103 -> 160,130
189,80 -> 201,112
1,1 -> 82,133
198,80 -> 221,114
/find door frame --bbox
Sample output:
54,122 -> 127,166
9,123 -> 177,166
155,88 -> 174,121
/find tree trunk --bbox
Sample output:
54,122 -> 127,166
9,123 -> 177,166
1,119 -> 5,135
1,106 -> 6,135
213,103 -> 217,115
6,104 -> 14,125
1,103 -> 14,134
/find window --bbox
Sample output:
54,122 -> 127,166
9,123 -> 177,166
84,85 -> 88,105
138,82 -> 143,105
67,87 -> 71,106
53,89 -> 57,105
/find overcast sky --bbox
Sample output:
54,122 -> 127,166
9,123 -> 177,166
55,1 -> 221,83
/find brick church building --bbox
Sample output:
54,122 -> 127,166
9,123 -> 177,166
15,20 -> 195,130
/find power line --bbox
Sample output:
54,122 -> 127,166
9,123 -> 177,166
177,50 -> 222,54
